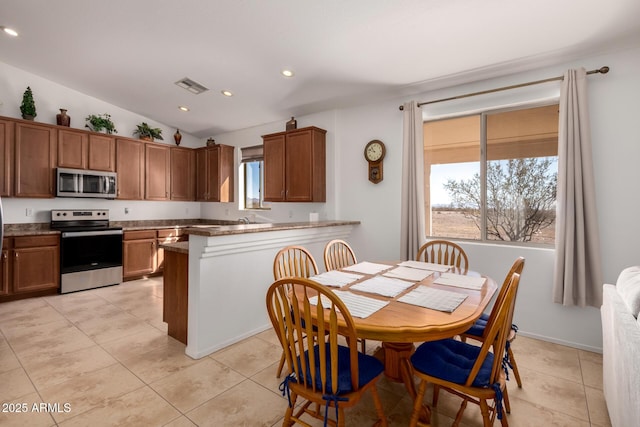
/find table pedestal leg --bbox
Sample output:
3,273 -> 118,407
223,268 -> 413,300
382,342 -> 414,382
382,342 -> 431,425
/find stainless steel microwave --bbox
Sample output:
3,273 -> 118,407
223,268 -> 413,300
57,168 -> 117,199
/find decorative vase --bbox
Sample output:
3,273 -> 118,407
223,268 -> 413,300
139,135 -> 153,141
22,114 -> 34,121
56,109 -> 71,127
174,129 -> 182,146
286,116 -> 297,131
206,138 -> 216,147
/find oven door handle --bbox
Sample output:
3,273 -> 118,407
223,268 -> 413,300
61,230 -> 123,238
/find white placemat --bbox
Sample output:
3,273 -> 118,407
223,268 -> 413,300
309,270 -> 364,288
433,272 -> 486,290
398,286 -> 468,313
342,261 -> 391,275
349,275 -> 414,298
397,260 -> 451,272
383,266 -> 434,282
309,291 -> 389,318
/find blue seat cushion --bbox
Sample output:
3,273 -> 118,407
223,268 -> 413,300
295,343 -> 383,395
411,338 -> 494,387
465,313 -> 489,337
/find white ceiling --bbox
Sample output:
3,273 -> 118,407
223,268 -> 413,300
2,0 -> 640,138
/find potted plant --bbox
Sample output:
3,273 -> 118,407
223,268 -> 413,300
133,122 -> 163,141
85,113 -> 117,134
20,86 -> 37,120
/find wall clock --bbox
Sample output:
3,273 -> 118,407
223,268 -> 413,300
364,139 -> 386,184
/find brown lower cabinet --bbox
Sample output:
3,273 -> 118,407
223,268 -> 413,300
123,228 -> 188,280
123,230 -> 157,279
0,235 -> 60,302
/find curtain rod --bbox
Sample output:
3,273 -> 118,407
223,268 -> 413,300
398,66 -> 609,110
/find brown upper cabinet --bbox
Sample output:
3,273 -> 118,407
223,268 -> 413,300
116,138 -> 145,200
0,119 -> 14,197
14,121 -> 57,198
170,146 -> 195,201
57,128 -> 87,169
145,142 -> 171,201
58,129 -> 116,172
262,126 -> 326,202
196,144 -> 234,202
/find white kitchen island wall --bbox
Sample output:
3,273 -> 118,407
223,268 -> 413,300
185,223 -> 357,359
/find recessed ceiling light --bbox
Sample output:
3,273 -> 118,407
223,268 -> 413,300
221,90 -> 233,97
281,69 -> 295,78
178,106 -> 190,112
1,26 -> 18,37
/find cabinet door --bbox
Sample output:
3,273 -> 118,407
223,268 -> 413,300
0,249 -> 9,296
263,134 -> 286,201
195,148 -> 209,201
285,129 -> 315,202
170,147 -> 195,201
12,245 -> 59,294
145,143 -> 171,200
58,129 -> 88,169
88,134 -> 116,172
14,122 -> 57,198
206,147 -> 219,201
123,238 -> 156,278
217,145 -> 234,202
0,119 -> 13,197
116,138 -> 144,199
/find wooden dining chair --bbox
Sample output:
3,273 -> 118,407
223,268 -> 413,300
266,277 -> 388,427
416,240 -> 469,272
408,271 -> 521,427
273,245 -> 319,280
273,245 -> 320,377
322,239 -> 367,353
323,239 -> 357,271
460,257 -> 526,392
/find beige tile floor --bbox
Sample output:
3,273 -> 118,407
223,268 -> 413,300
0,277 -> 611,426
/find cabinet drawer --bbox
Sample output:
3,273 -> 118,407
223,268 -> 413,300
157,228 -> 184,239
124,230 -> 157,240
14,235 -> 59,249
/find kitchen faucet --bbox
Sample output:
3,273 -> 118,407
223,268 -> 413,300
238,216 -> 250,224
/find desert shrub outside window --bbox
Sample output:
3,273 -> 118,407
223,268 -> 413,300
424,104 -> 558,245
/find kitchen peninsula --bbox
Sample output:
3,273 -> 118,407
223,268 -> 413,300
160,220 -> 359,359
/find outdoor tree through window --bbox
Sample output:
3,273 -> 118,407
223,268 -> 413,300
424,104 -> 559,244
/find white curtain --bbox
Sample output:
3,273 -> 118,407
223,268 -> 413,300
400,101 -> 426,260
552,68 -> 603,307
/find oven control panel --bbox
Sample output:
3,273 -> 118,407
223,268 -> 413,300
51,209 -> 110,222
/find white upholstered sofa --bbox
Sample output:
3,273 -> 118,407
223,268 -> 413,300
601,266 -> 640,427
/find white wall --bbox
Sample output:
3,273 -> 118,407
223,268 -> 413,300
0,60 -> 203,223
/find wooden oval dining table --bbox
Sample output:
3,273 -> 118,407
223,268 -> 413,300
346,265 -> 497,383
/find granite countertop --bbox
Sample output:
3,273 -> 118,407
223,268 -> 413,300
159,241 -> 189,254
3,223 -> 59,237
2,219 -> 239,236
3,219 -> 360,239
185,220 -> 360,237
111,219 -> 239,231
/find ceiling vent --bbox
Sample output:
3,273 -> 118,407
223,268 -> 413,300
175,78 -> 209,94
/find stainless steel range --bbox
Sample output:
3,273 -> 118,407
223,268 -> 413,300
50,209 -> 123,294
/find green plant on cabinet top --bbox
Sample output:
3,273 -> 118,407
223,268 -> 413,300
86,113 -> 117,134
20,86 -> 37,119
134,122 -> 163,141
